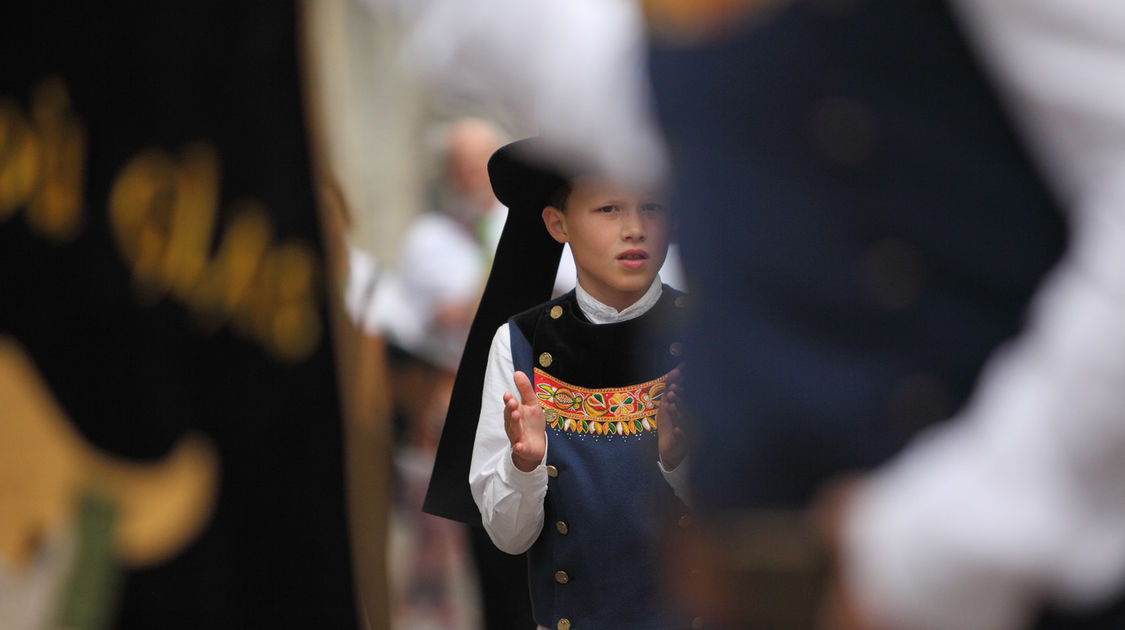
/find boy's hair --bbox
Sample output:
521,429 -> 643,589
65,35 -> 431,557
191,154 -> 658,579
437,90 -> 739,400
546,180 -> 573,213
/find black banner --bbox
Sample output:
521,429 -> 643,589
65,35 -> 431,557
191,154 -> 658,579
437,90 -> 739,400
1,3 -> 357,629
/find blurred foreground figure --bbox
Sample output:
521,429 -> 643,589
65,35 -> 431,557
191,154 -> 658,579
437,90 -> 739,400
647,1 -> 1125,629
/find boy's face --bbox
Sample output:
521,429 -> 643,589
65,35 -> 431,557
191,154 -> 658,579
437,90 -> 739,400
542,176 -> 672,312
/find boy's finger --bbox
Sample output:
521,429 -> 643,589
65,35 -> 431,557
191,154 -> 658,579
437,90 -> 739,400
513,371 -> 537,404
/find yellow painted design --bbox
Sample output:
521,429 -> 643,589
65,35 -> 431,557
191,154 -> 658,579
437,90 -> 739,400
0,336 -> 219,570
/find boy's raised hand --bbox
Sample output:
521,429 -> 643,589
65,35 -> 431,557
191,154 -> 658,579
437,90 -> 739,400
504,370 -> 547,473
657,365 -> 688,470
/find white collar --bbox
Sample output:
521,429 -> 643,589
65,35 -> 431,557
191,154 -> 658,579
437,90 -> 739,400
574,276 -> 663,325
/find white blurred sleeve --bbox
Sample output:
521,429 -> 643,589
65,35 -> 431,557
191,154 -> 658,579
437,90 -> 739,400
659,455 -> 692,508
844,3 -> 1125,630
469,324 -> 549,555
360,0 -> 667,188
344,244 -> 382,329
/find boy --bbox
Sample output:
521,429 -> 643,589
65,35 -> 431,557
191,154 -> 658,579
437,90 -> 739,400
458,138 -> 692,630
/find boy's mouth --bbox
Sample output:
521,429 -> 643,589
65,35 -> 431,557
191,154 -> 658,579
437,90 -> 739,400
617,249 -> 648,270
617,249 -> 648,260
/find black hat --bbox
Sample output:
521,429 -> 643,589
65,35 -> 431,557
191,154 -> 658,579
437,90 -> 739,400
487,136 -> 576,213
423,138 -> 571,523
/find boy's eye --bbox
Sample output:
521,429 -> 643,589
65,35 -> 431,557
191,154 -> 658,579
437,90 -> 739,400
641,203 -> 666,213
597,205 -> 619,213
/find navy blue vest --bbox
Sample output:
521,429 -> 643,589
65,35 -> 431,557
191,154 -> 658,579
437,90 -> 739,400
509,289 -> 689,630
651,0 -> 1125,626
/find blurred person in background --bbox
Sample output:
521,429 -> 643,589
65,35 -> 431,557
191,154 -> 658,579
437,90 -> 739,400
366,117 -> 504,392
349,116 -> 506,629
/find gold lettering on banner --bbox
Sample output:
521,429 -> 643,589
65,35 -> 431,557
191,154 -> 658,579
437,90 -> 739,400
109,146 -> 321,363
109,143 -> 220,303
189,200 -> 273,328
0,96 -> 42,222
28,77 -> 86,241
3,76 -> 324,364
229,237 -> 322,363
0,76 -> 86,241
189,200 -> 321,362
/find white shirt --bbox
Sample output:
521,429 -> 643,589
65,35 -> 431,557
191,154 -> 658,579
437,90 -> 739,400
368,212 -> 487,369
468,277 -> 689,555
844,3 -> 1125,630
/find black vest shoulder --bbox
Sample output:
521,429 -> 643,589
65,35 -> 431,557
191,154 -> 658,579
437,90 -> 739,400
509,287 -> 687,388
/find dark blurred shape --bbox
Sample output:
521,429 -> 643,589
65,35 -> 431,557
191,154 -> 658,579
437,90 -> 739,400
0,3 -> 357,629
651,0 -> 1064,513
661,508 -> 830,630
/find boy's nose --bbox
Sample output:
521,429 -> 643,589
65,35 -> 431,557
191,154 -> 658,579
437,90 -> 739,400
621,209 -> 646,240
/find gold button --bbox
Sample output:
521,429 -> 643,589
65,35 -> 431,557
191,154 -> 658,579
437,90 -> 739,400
544,408 -> 559,423
539,352 -> 553,367
692,616 -> 705,629
674,295 -> 687,308
546,465 -> 558,478
669,342 -> 682,357
555,570 -> 570,584
556,521 -> 569,535
808,96 -> 879,168
550,305 -> 563,319
857,238 -> 926,311
557,618 -> 571,630
678,514 -> 692,529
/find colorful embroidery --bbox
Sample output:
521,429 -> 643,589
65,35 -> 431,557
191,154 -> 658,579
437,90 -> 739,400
534,368 -> 667,437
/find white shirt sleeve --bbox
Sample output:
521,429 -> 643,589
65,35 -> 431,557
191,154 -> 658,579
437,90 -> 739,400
659,455 -> 692,509
359,0 -> 666,188
469,324 -> 549,555
843,3 -> 1125,630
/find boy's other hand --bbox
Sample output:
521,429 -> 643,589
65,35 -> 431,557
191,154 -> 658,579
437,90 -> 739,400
658,365 -> 688,470
505,371 -> 547,473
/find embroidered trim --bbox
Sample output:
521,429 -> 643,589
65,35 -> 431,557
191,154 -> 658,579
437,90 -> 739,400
533,368 -> 666,436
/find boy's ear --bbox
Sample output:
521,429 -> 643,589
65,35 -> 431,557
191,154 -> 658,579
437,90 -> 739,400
541,206 -> 568,244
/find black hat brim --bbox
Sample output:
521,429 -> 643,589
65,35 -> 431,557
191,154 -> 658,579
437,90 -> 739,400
487,137 -> 579,214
